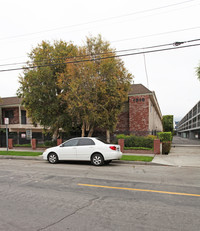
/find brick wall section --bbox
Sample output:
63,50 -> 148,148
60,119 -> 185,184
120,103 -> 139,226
8,139 -> 13,149
154,139 -> 161,154
116,111 -> 129,133
118,139 -> 124,153
32,139 -> 36,150
129,95 -> 149,134
57,139 -> 62,146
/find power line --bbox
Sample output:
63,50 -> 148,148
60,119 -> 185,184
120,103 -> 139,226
0,42 -> 200,73
1,38 -> 200,68
0,42 -> 173,67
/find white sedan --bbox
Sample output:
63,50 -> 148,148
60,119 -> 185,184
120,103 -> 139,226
42,137 -> 122,166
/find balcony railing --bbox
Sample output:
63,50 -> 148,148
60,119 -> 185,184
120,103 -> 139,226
1,116 -> 32,125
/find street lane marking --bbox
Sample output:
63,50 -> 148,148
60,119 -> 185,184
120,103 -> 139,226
78,183 -> 200,197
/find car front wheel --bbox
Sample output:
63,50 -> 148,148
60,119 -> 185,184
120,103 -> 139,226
48,152 -> 58,164
91,153 -> 104,166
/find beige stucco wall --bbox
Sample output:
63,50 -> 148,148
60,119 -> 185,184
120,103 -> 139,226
149,99 -> 163,132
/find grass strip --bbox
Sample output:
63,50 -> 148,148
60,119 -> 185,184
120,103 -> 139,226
0,151 -> 42,156
121,155 -> 153,162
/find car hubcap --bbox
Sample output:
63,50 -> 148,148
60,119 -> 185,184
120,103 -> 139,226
93,156 -> 101,165
49,155 -> 56,163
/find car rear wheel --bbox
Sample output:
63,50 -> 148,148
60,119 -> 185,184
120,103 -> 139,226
48,152 -> 58,164
91,153 -> 104,166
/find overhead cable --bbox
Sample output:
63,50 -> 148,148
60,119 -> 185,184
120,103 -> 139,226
0,42 -> 200,73
0,38 -> 200,68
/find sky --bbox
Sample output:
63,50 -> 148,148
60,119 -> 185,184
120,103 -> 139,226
0,0 -> 200,121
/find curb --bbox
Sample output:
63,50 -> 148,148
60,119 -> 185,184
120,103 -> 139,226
113,160 -> 165,166
0,155 -> 43,161
0,155 -> 164,166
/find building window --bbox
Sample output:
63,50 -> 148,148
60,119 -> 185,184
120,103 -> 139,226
5,110 -> 14,119
21,110 -> 27,124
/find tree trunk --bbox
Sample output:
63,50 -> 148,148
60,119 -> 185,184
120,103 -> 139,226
52,129 -> 58,141
88,126 -> 94,137
106,129 -> 110,143
81,122 -> 85,137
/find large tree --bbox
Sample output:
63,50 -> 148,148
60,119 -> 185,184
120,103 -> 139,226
17,40 -> 78,140
58,35 -> 132,142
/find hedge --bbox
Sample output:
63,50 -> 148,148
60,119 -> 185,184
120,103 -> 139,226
157,132 -> 172,142
116,134 -> 154,149
157,132 -> 172,154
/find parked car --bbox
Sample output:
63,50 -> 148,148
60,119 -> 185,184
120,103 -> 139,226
42,137 -> 122,166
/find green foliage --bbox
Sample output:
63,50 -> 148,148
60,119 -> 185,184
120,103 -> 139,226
17,40 -> 78,139
121,155 -> 153,162
157,132 -> 172,142
0,151 -> 42,156
18,35 -> 133,141
147,135 -> 157,140
14,144 -> 31,147
44,140 -> 57,147
124,147 -> 152,150
162,142 -> 171,154
116,134 -> 154,148
158,132 -> 172,154
115,134 -> 127,139
196,63 -> 200,81
58,35 -> 132,139
162,115 -> 174,133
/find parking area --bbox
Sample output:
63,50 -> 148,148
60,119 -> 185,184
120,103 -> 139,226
152,136 -> 200,167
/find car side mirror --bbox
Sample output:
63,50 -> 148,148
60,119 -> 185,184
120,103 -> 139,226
59,144 -> 64,147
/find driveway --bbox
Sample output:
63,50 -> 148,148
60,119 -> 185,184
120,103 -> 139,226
152,136 -> 200,167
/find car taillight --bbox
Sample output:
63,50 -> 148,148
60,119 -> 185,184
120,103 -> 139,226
109,146 -> 117,151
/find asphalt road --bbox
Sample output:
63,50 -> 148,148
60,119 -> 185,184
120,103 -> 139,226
0,159 -> 200,231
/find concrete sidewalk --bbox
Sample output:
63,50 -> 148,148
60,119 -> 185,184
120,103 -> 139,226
152,137 -> 200,167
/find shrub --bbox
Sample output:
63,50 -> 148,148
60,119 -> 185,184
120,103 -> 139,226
162,142 -> 171,154
147,135 -> 157,140
157,132 -> 172,154
116,134 -> 127,140
157,132 -> 172,142
14,144 -> 31,147
116,134 -> 154,149
44,140 -> 57,147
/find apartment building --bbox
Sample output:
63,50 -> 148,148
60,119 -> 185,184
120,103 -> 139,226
0,97 -> 43,146
177,100 -> 200,139
116,84 -> 163,136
